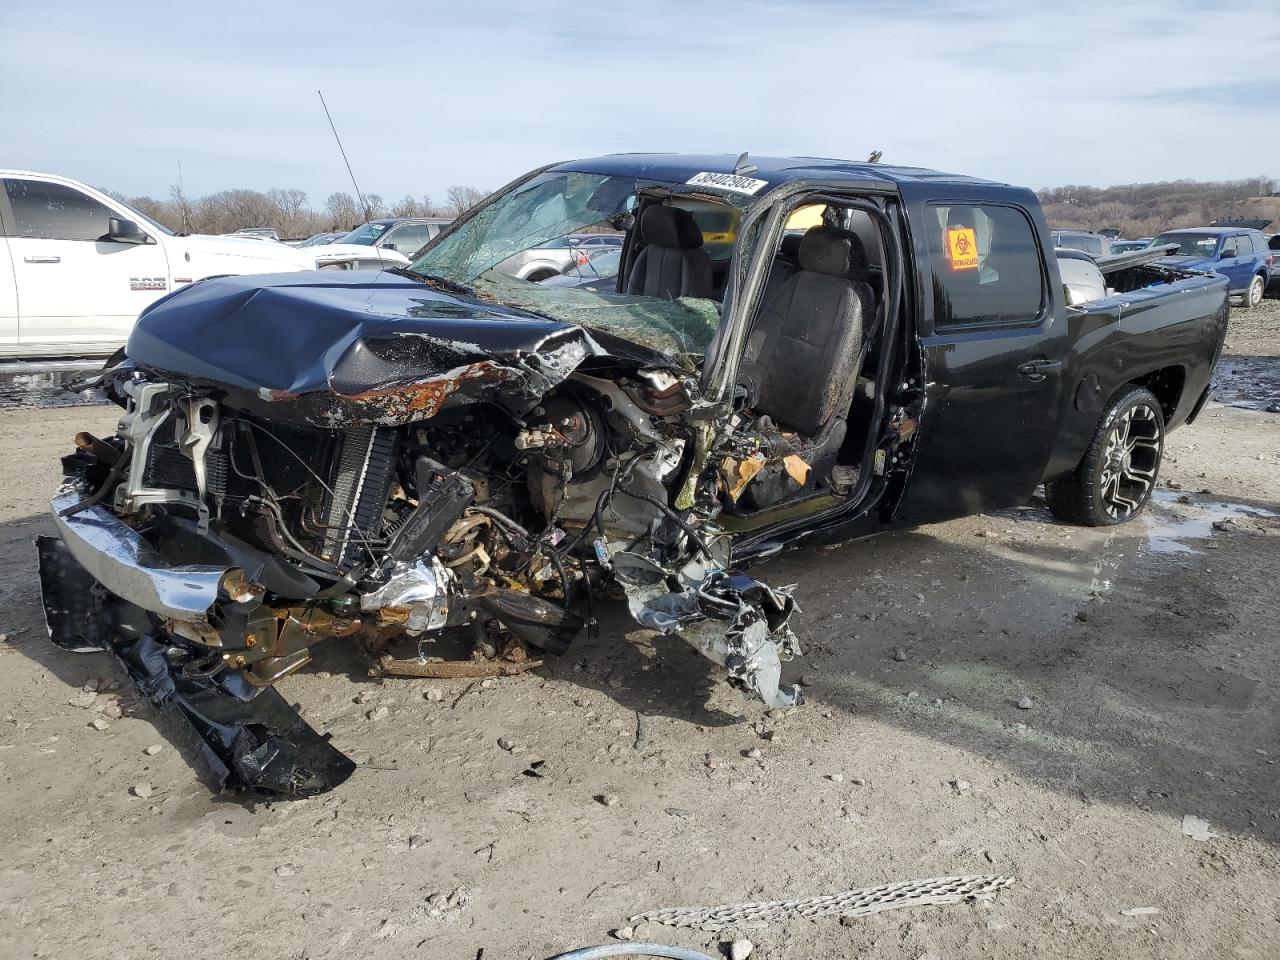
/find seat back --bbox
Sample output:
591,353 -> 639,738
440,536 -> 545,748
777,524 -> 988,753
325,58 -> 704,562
739,226 -> 874,438
624,205 -> 713,300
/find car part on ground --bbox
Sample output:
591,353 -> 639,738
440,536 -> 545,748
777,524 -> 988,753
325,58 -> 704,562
629,874 -> 1016,931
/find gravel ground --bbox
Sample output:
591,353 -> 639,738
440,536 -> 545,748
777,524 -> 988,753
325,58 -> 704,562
1,303 -> 1278,960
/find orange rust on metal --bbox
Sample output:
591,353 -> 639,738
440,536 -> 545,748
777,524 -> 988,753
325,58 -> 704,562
372,654 -> 544,679
375,605 -> 412,627
335,361 -> 510,421
895,418 -> 919,440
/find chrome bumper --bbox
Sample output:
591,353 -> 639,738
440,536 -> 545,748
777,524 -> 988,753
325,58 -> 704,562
50,489 -> 229,623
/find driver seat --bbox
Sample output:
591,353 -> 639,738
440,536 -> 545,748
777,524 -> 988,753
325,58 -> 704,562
625,205 -> 713,299
734,226 -> 874,510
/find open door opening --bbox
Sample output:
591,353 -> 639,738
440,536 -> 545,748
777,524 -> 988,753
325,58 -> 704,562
716,197 -> 897,526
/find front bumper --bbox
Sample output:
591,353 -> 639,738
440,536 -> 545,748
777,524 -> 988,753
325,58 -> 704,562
50,488 -> 231,623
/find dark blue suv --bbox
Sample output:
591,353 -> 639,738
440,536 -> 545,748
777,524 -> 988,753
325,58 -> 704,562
1148,227 -> 1273,308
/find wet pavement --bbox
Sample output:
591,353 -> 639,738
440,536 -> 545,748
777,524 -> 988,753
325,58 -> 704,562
0,361 -> 109,409
1210,355 -> 1280,412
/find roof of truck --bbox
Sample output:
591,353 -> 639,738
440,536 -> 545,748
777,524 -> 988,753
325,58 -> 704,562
554,153 -> 1005,191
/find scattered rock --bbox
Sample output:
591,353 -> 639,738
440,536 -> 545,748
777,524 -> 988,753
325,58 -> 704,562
762,730 -> 782,743
408,835 -> 427,850
100,701 -> 124,720
598,793 -> 620,807
366,705 -> 390,722
131,782 -> 153,799
88,717 -> 110,732
355,690 -> 375,704
1121,906 -> 1161,917
1074,610 -> 1089,623
1212,520 -> 1233,532
827,773 -> 844,783
373,918 -> 397,940
424,688 -> 444,702
480,678 -> 498,689
612,926 -> 634,941
143,744 -> 163,756
274,863 -> 299,877
1017,696 -> 1034,710
497,736 -> 516,752
1181,814 -> 1215,841
744,747 -> 763,760
950,778 -> 972,794
850,776 -> 867,786
893,647 -> 909,662
730,937 -> 754,960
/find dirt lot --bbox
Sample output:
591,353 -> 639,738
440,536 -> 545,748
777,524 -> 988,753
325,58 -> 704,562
2,303 -> 1279,960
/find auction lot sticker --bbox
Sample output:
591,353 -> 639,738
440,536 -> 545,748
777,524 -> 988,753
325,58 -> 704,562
686,172 -> 769,196
947,227 -> 979,270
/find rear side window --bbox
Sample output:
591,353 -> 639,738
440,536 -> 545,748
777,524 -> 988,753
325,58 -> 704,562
4,178 -> 117,241
927,203 -> 1046,327
1222,236 -> 1240,257
382,223 -> 433,254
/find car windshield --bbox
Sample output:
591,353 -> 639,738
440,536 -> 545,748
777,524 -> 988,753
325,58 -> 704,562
337,222 -> 389,245
298,233 -> 337,247
1152,232 -> 1220,256
408,170 -> 749,356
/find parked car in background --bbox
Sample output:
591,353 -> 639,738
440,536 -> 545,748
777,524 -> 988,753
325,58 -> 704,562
315,217 -> 453,259
0,171 -> 397,358
1051,230 -> 1111,256
493,233 -> 625,281
1148,227 -> 1273,308
539,247 -> 622,289
1268,234 -> 1280,297
229,227 -> 280,241
1109,239 -> 1150,254
291,231 -> 343,248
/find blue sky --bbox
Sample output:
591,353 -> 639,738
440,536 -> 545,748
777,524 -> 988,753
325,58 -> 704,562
2,0 -> 1276,203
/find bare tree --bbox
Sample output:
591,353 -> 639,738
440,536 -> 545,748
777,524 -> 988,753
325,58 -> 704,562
445,185 -> 488,217
326,192 -> 360,230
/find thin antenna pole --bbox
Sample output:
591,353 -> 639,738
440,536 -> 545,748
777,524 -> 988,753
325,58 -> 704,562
177,157 -> 190,233
318,89 -> 372,223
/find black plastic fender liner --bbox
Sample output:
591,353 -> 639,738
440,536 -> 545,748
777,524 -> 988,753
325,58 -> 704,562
115,634 -> 356,797
36,535 -> 354,797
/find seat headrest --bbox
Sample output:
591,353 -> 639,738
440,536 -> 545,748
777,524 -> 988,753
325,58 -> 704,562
640,205 -> 704,250
798,226 -> 870,280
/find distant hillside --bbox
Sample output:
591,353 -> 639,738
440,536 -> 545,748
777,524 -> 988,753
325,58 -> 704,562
1038,177 -> 1279,238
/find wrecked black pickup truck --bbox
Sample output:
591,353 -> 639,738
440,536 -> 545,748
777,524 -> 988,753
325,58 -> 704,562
37,154 -> 1229,796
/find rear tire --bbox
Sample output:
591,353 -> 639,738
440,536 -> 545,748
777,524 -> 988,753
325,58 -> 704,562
1240,274 -> 1264,309
1045,386 -> 1165,527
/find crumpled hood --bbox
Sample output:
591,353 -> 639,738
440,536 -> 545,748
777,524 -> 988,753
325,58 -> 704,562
125,270 -> 614,427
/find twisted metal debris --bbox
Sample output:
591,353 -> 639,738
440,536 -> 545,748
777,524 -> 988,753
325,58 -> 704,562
630,875 -> 1016,931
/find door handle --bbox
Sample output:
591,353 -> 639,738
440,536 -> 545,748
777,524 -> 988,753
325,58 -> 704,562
1018,358 -> 1062,382
23,255 -> 61,263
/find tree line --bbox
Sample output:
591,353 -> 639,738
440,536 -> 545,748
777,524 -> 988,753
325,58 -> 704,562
112,184 -> 490,238
1039,176 -> 1279,237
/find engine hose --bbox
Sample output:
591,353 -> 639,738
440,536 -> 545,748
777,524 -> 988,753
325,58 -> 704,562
546,946 -> 716,960
614,486 -> 716,562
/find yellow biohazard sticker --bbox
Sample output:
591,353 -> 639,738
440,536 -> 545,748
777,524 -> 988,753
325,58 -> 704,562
946,227 -> 979,271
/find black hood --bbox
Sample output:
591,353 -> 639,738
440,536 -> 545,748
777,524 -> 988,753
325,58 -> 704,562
124,270 -> 651,427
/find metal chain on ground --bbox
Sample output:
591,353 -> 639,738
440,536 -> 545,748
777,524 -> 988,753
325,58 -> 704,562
630,874 -> 1015,931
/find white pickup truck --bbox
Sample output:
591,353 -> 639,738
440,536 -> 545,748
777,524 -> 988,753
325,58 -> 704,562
0,171 -> 405,358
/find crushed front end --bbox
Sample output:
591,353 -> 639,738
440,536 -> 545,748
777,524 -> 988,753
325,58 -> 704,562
37,272 -> 802,797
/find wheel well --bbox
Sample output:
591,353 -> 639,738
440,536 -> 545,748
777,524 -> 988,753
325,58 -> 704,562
1125,365 -> 1185,421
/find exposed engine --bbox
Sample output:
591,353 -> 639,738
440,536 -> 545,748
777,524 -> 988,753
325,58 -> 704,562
41,357 -> 801,796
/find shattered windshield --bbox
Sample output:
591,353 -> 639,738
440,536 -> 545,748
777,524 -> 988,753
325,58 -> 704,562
407,170 -> 747,356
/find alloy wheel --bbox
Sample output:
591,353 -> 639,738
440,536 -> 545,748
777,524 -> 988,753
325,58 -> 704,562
1098,403 -> 1162,519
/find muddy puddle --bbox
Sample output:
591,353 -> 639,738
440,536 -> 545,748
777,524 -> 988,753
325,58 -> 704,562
1144,491 -> 1278,555
1212,356 -> 1280,412
0,361 -> 109,410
